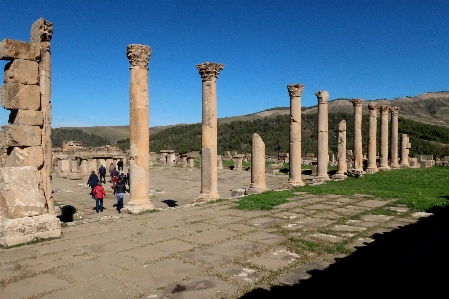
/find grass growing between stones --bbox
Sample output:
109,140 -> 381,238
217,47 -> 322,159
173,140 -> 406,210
299,167 -> 449,211
235,190 -> 291,210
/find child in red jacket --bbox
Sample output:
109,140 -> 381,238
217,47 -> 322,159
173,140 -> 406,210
92,182 -> 106,213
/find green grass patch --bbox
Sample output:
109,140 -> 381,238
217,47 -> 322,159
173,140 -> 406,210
207,198 -> 226,204
135,209 -> 159,215
235,190 -> 292,210
288,237 -> 350,255
297,167 -> 449,211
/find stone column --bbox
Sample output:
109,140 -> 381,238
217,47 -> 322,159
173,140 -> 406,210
390,106 -> 400,168
195,62 -> 223,202
31,18 -> 54,215
333,120 -> 347,179
80,159 -> 89,176
187,157 -> 194,168
316,91 -> 330,180
287,84 -> 305,187
400,134 -> 410,167
125,44 -> 154,213
366,103 -> 379,173
249,133 -> 269,194
350,99 -> 364,171
379,105 -> 391,170
233,155 -> 244,171
217,155 -> 223,169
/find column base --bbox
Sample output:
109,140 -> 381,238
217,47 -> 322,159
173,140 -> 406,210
194,192 -> 220,203
0,214 -> 61,247
365,167 -> 379,174
123,199 -> 155,214
378,166 -> 391,171
247,186 -> 270,195
347,169 -> 365,178
390,163 -> 400,169
331,173 -> 347,180
285,180 -> 305,188
399,163 -> 410,168
315,174 -> 330,181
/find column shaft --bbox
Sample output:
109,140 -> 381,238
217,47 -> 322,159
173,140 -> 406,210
350,99 -> 364,171
379,106 -> 391,170
336,120 -> 347,175
400,134 -> 410,167
125,44 -> 154,213
287,84 -> 305,187
390,106 -> 400,168
249,133 -> 269,193
316,91 -> 329,180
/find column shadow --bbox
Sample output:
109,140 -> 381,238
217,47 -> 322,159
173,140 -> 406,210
240,205 -> 449,298
161,199 -> 178,207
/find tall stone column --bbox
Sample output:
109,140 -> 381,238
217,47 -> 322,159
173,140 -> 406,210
400,134 -> 410,167
316,91 -> 329,180
125,44 -> 154,213
287,84 -> 305,187
350,99 -> 364,171
249,133 -> 269,194
366,103 -> 379,173
31,18 -> 54,215
332,120 -> 347,180
195,62 -> 223,202
390,106 -> 400,168
379,105 -> 391,170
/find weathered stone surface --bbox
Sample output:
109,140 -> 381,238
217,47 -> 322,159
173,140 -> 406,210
1,83 -> 40,110
248,248 -> 300,270
350,99 -> 364,171
5,146 -> 44,168
4,59 -> 39,84
8,109 -> 44,125
0,38 -> 40,61
316,91 -> 330,180
161,275 -> 238,299
0,214 -> 61,247
1,125 -> 41,147
0,166 -> 46,219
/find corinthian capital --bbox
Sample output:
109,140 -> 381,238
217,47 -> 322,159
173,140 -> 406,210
31,18 -> 53,50
315,91 -> 329,104
287,84 -> 304,97
379,105 -> 391,114
127,44 -> 151,68
390,106 -> 400,116
368,103 -> 378,110
350,99 -> 364,107
196,62 -> 224,81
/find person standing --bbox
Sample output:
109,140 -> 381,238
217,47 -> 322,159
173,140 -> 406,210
117,159 -> 124,172
92,182 -> 106,213
98,165 -> 107,183
108,162 -> 115,177
113,176 -> 126,213
87,171 -> 99,199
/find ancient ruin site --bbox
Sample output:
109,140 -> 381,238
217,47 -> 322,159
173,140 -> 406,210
1,6 -> 449,299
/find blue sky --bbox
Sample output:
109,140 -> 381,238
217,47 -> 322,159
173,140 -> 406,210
1,0 -> 448,128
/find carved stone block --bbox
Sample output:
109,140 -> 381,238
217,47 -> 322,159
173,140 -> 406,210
8,110 -> 44,126
0,39 -> 40,61
4,59 -> 39,84
1,125 -> 42,147
0,166 -> 46,219
1,83 -> 40,110
5,146 -> 44,168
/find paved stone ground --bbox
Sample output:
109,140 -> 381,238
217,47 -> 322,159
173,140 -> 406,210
0,166 -> 444,298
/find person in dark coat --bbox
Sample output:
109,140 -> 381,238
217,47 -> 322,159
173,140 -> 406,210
117,159 -> 124,172
98,165 -> 107,183
87,171 -> 99,199
113,176 -> 126,213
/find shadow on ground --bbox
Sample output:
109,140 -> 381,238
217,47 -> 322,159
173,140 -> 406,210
162,199 -> 178,207
241,205 -> 449,298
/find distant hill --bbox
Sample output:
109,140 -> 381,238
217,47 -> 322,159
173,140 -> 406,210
53,91 -> 449,147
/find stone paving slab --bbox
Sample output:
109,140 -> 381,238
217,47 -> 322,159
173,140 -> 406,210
331,225 -> 367,232
20,249 -> 88,273
130,228 -> 185,245
81,239 -> 141,255
248,248 -> 300,270
356,200 -> 390,208
345,237 -> 375,249
115,259 -> 202,291
1,273 -> 70,299
160,275 -> 239,299
248,217 -> 283,228
216,264 -> 264,285
180,228 -> 237,244
174,223 -> 217,233
311,233 -> 344,243
276,259 -> 331,286
241,231 -> 287,245
273,201 -> 302,209
304,203 -> 336,210
312,212 -> 342,219
181,240 -> 264,267
0,247 -> 37,264
224,223 -> 257,233
361,214 -> 393,222
272,211 -> 302,220
298,217 -> 333,227
204,215 -> 243,225
125,239 -> 196,262
55,258 -> 123,282
333,207 -> 364,216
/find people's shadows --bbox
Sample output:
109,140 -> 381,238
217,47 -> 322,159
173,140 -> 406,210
162,199 -> 178,208
57,205 -> 77,222
241,205 -> 449,298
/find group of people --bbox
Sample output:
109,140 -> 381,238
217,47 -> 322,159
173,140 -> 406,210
87,160 -> 130,214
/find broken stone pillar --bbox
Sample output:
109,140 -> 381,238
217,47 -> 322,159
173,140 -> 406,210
124,44 -> 154,213
187,157 -> 194,168
0,166 -> 61,247
350,99 -> 364,171
80,159 -> 89,176
333,120 -> 347,179
233,154 -> 244,171
248,133 -> 269,194
195,62 -> 223,202
400,134 -> 410,167
316,91 -> 330,180
31,18 -> 54,215
366,103 -> 379,173
217,155 -> 223,169
390,106 -> 400,168
379,105 -> 391,171
286,84 -> 305,187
